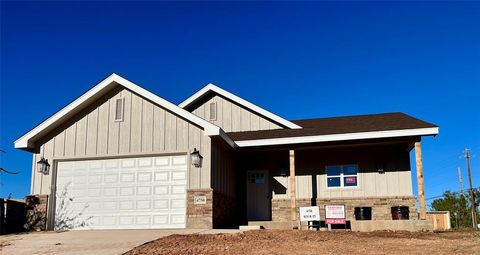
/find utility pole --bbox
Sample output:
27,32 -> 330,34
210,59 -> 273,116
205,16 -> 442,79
465,148 -> 478,230
458,167 -> 464,196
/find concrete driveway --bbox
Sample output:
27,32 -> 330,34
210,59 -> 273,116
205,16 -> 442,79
0,229 -> 240,255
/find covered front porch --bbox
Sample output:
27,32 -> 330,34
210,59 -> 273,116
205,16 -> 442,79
233,137 -> 429,230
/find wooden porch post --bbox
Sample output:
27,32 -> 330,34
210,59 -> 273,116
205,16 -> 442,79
289,150 -> 296,221
415,141 -> 427,220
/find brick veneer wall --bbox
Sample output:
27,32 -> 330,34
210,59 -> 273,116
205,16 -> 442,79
272,196 -> 418,222
272,198 -> 312,222
186,189 -> 213,228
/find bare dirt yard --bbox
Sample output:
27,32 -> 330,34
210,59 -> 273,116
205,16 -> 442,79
124,230 -> 480,255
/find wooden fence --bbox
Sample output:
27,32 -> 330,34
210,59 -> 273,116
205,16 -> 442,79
0,199 -> 4,234
427,211 -> 451,231
0,198 -> 26,235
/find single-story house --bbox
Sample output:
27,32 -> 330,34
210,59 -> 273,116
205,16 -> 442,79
15,74 -> 438,231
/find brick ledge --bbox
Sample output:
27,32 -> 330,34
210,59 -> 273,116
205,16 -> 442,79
272,195 -> 416,201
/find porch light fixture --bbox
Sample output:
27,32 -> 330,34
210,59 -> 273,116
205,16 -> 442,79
37,157 -> 50,174
190,148 -> 203,168
280,168 -> 288,177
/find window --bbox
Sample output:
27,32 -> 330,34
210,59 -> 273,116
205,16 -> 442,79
115,98 -> 124,121
326,165 -> 358,188
326,166 -> 341,187
209,102 -> 217,120
248,172 -> 265,184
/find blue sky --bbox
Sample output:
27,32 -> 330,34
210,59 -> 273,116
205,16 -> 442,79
1,1 -> 479,205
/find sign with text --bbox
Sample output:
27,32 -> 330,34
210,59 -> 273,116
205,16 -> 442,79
193,196 -> 207,205
325,205 -> 346,224
325,218 -> 346,224
299,206 -> 320,222
345,176 -> 357,184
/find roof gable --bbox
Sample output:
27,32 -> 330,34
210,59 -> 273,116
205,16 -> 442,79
179,83 -> 302,129
15,74 -> 227,150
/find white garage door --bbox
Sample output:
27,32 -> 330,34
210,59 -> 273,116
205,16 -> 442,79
54,155 -> 188,230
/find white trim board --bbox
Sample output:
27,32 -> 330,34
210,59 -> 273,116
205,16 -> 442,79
179,83 -> 302,129
235,127 -> 439,147
14,74 -> 235,150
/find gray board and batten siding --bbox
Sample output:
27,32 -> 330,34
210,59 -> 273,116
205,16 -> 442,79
186,93 -> 284,132
31,86 -> 211,195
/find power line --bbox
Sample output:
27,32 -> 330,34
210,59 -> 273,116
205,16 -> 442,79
425,186 -> 479,201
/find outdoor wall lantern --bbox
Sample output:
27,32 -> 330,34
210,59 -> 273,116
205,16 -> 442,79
190,148 -> 203,168
280,168 -> 288,177
37,157 -> 50,174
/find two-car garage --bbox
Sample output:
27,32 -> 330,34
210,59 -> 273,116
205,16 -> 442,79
14,75 -> 222,231
54,155 -> 188,230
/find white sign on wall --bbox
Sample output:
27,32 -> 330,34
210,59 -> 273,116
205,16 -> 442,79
325,205 -> 346,224
194,196 -> 207,205
299,206 -> 320,222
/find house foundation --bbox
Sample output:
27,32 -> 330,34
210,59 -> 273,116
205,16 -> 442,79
351,219 -> 433,232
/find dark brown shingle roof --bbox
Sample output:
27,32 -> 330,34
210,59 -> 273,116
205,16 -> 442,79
227,112 -> 437,141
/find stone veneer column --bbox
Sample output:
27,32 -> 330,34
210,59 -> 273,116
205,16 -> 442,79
25,194 -> 49,231
289,150 -> 296,221
415,141 -> 427,220
186,189 -> 213,229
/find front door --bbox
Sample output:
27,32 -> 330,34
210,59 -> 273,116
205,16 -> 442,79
246,170 -> 271,221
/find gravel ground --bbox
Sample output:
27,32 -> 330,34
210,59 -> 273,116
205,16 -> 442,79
124,230 -> 480,255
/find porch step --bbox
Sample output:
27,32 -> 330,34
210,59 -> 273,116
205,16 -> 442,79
239,225 -> 262,230
248,221 -> 296,230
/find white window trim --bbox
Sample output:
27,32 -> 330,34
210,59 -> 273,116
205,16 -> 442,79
326,164 -> 359,189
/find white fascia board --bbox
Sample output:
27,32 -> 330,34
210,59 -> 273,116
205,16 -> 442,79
15,74 -> 222,149
14,73 -> 119,149
235,127 -> 439,147
179,83 -> 302,129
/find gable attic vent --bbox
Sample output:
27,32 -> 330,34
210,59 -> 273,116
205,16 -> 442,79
209,102 -> 217,121
115,98 -> 124,121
